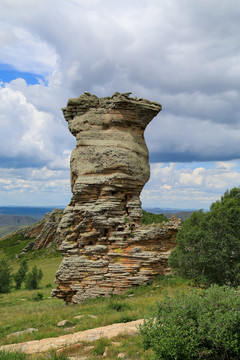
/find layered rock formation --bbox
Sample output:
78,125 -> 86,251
52,92 -> 181,303
16,209 -> 63,254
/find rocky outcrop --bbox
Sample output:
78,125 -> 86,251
52,92 -> 181,303
16,209 -> 63,254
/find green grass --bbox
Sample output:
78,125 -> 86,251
0,230 -> 193,359
0,233 -> 62,261
0,234 -> 32,260
0,226 -> 22,238
0,349 -> 68,359
0,271 -> 191,347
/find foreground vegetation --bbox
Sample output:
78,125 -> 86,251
1,192 -> 240,359
140,285 -> 240,360
0,273 -> 190,344
169,187 -> 240,286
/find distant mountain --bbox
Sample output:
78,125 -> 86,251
0,206 -> 64,238
0,206 -> 64,218
0,214 -> 37,226
144,207 -> 200,221
0,214 -> 39,237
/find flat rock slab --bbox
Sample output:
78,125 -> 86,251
7,328 -> 38,338
0,319 -> 144,354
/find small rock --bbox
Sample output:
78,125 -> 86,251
103,347 -> 109,357
83,345 -> 94,353
63,326 -> 76,332
74,315 -> 84,319
88,314 -> 98,319
57,320 -> 73,327
7,328 -> 38,338
118,353 -> 127,358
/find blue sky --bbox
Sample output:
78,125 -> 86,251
0,64 -> 43,84
0,0 -> 240,209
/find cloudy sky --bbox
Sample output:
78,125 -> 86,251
0,0 -> 240,209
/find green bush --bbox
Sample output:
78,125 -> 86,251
25,265 -> 43,290
169,187 -> 240,286
141,210 -> 168,225
92,337 -> 111,356
0,258 -> 12,293
140,285 -> 240,360
13,259 -> 28,289
32,291 -> 44,301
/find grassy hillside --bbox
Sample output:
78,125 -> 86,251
0,207 -> 63,238
0,215 -> 38,238
0,215 -> 37,227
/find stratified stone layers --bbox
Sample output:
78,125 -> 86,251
53,92 -> 180,303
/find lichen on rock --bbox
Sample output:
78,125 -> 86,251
52,92 -> 181,303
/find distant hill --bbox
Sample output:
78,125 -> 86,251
0,206 -> 61,218
0,206 -> 64,237
144,208 -> 200,221
0,214 -> 38,226
0,215 -> 39,237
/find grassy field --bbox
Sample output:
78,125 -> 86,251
0,263 -> 192,359
0,231 -> 193,359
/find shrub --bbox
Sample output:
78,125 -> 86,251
92,337 -> 111,356
25,265 -> 43,290
13,259 -> 28,289
32,292 -> 44,301
169,187 -> 240,286
139,285 -> 240,360
0,258 -> 12,293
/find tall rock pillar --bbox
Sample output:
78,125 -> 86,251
52,92 -> 180,303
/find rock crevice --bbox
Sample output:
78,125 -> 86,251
52,92 -> 180,303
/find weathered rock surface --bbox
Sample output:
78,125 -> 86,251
52,92 -> 181,303
15,209 -> 63,254
0,319 -> 143,354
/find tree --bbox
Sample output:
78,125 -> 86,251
140,285 -> 240,360
141,210 -> 168,225
14,259 -> 28,289
169,186 -> 240,286
25,266 -> 43,290
0,258 -> 12,293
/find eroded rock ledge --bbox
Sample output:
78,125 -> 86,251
52,92 -> 181,303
